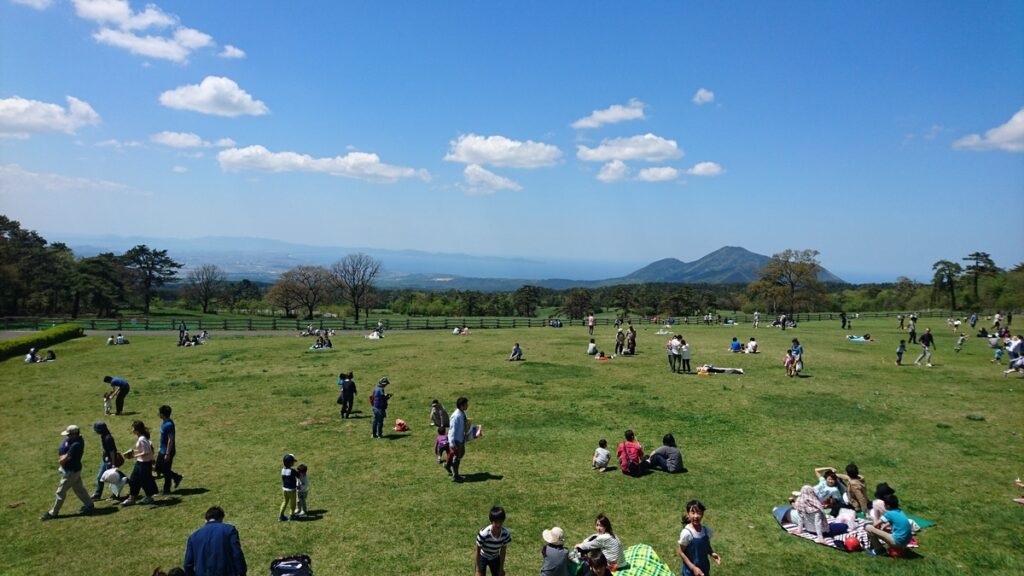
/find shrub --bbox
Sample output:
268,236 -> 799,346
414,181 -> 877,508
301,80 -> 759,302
0,324 -> 85,362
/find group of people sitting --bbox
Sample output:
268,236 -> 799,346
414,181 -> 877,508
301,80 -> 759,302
452,326 -> 472,336
298,325 -> 335,338
24,347 -> 56,363
309,335 -> 333,349
106,333 -> 129,345
177,331 -> 208,347
728,337 -> 758,353
785,464 -> 919,556
592,431 -> 687,476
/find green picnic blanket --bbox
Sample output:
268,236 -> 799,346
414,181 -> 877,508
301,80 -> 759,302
616,544 -> 674,576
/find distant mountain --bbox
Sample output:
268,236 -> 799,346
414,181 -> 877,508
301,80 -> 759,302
615,246 -> 844,284
51,234 -> 844,290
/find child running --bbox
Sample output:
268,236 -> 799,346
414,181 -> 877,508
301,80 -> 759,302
435,427 -> 450,465
678,500 -> 721,576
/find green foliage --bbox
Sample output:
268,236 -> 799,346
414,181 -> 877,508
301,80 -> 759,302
0,323 -> 85,361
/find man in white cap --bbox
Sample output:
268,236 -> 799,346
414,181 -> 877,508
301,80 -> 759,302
41,425 -> 94,520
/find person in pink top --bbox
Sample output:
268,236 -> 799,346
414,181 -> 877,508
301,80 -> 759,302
616,429 -> 646,476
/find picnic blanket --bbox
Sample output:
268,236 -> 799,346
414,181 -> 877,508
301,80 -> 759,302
616,544 -> 674,576
772,505 -> 872,552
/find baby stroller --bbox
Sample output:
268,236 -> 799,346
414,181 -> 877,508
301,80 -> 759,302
270,554 -> 312,576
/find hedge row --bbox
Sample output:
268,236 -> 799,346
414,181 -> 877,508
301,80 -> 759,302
0,324 -> 85,362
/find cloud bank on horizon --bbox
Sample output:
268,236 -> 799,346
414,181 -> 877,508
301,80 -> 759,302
1,0 -> 1021,282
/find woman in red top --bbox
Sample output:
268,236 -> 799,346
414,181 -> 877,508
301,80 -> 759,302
617,430 -> 646,476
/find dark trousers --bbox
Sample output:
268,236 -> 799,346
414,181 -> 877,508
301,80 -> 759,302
372,408 -> 385,437
128,460 -> 157,499
477,554 -> 501,575
115,386 -> 129,414
681,359 -> 691,372
156,453 -> 181,493
446,442 -> 465,477
341,397 -> 354,418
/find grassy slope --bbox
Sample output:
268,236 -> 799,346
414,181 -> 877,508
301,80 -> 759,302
1,318 -> 1021,575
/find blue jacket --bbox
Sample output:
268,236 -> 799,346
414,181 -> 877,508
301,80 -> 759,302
184,520 -> 247,576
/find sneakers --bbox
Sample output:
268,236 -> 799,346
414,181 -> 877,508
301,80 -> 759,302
139,497 -> 155,505
295,511 -> 306,518
452,475 -> 464,483
40,512 -> 56,521
90,494 -> 103,501
289,514 -> 300,521
120,498 -> 135,506
279,515 -> 288,522
926,363 -> 933,367
173,475 -> 182,489
79,505 -> 95,515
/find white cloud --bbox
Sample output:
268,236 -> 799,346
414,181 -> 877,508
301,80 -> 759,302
0,163 -> 130,194
0,96 -> 100,138
577,133 -> 683,163
692,88 -> 715,105
572,98 -> 646,129
159,76 -> 269,117
172,165 -> 188,173
96,138 -> 143,149
12,0 -> 53,10
636,167 -> 679,182
686,161 -> 724,176
72,1 -> 220,63
150,131 -> 209,148
461,164 -> 522,194
952,108 -> 1024,152
597,160 -> 628,183
217,145 -> 430,183
215,137 -> 236,147
219,45 -> 246,59
444,134 -> 562,168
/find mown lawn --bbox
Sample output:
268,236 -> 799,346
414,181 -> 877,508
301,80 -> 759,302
1,317 -> 1021,575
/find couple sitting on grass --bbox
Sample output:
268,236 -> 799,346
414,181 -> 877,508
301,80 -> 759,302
593,430 -> 687,476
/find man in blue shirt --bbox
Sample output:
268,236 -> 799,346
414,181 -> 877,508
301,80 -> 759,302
371,377 -> 392,439
103,375 -> 130,415
158,405 -> 183,494
184,506 -> 247,576
41,425 -> 94,520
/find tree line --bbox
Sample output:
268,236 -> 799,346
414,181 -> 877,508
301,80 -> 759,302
2,215 -> 1019,320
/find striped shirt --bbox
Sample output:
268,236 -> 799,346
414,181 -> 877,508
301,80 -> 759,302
577,533 -> 623,566
476,524 -> 512,560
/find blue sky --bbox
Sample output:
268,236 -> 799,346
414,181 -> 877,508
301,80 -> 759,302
1,0 -> 1022,283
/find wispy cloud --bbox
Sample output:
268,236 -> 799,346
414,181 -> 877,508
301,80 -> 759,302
686,161 -> 724,176
637,166 -> 679,182
461,164 -> 522,194
219,45 -> 246,59
0,163 -> 133,194
150,131 -> 209,148
577,133 -> 683,163
11,0 -> 53,10
444,134 -> 562,168
172,165 -> 188,173
96,138 -> 143,149
571,98 -> 646,130
692,88 -> 715,105
0,96 -> 100,138
159,76 -> 269,117
597,160 -> 628,183
952,108 -> 1024,152
217,145 -> 430,183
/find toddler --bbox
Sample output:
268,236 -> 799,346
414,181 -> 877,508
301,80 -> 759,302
592,439 -> 610,472
993,346 -> 1004,363
896,340 -> 906,366
435,426 -> 450,464
678,500 -> 721,576
279,453 -> 298,521
783,350 -> 795,377
295,464 -> 309,517
103,390 -> 115,416
100,467 -> 128,498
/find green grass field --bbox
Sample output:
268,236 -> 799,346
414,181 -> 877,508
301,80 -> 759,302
2,318 -> 1022,575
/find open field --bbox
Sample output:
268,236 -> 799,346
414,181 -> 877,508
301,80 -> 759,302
1,318 -> 1022,575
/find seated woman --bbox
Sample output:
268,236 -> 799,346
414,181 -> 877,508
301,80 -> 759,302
646,433 -> 686,473
616,430 -> 646,476
574,514 -> 624,571
452,327 -> 461,335
745,338 -> 758,353
813,467 -> 846,516
586,339 -> 598,355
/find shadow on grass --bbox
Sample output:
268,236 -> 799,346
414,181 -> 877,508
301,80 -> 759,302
81,506 -> 119,518
382,434 -> 411,441
458,472 -> 503,483
173,487 -> 209,497
150,497 -> 182,507
293,509 -> 328,522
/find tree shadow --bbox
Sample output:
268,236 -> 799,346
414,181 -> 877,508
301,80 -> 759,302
458,472 -> 504,483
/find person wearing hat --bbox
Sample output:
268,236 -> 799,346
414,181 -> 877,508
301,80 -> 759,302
41,425 -> 94,520
540,526 -> 572,576
279,454 -> 299,521
90,421 -> 121,501
371,377 -> 392,439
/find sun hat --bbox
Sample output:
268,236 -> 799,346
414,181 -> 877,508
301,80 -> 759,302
542,527 -> 564,545
378,376 -> 390,386
61,424 -> 80,436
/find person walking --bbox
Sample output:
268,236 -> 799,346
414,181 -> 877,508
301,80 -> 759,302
184,506 -> 248,576
338,372 -> 357,419
587,314 -> 596,336
103,375 -> 130,415
915,328 -> 935,367
157,405 -> 184,495
371,377 -> 392,439
840,312 -> 848,330
121,420 -> 159,505
90,421 -> 120,501
41,425 -> 94,520
907,319 -> 917,345
445,397 -> 469,482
